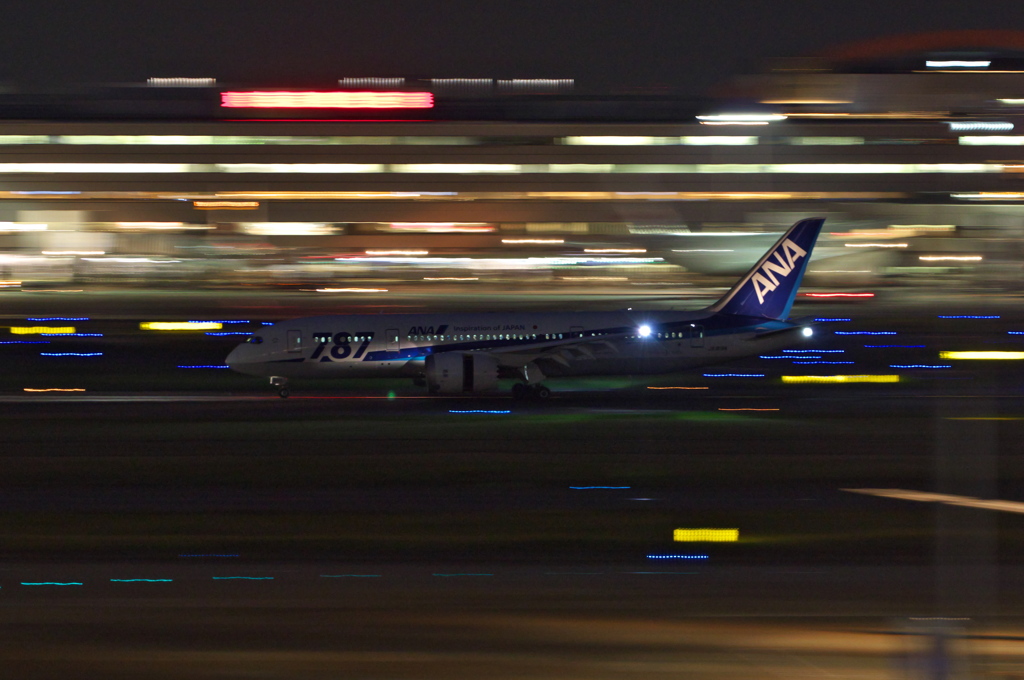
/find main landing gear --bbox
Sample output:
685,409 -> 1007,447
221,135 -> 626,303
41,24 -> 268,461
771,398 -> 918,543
270,376 -> 290,399
512,383 -> 551,400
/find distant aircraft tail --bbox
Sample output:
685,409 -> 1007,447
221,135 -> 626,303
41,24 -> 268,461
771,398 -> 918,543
706,217 -> 824,321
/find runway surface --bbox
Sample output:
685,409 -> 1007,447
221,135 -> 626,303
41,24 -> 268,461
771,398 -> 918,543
2,295 -> 1024,676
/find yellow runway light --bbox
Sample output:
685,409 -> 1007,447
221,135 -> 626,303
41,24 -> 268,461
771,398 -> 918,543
140,322 -> 223,331
937,350 -> 1024,360
24,388 -> 86,392
11,326 -> 76,335
647,386 -> 709,390
782,375 -> 899,384
674,528 -> 739,542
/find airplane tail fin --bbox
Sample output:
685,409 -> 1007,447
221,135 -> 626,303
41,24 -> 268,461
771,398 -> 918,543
706,217 -> 824,321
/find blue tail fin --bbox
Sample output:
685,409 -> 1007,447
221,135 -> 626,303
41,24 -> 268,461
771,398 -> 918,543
707,217 -> 824,320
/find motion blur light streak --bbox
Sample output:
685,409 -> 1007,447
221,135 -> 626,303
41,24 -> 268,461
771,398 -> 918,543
646,386 -> 709,390
23,388 -> 85,392
803,293 -> 875,298
1,341 -> 49,344
211,576 -> 274,580
221,91 -> 434,109
920,255 -> 983,262
674,529 -> 739,542
501,238 -> 564,244
938,315 -> 1000,319
39,352 -> 102,357
10,326 -> 75,335
939,351 -> 1024,359
845,488 -> 1024,514
782,375 -> 900,383
646,555 -> 709,560
321,574 -> 382,578
793,361 -> 855,364
178,365 -> 230,369
703,373 -> 765,377
815,318 -> 852,322
449,410 -> 511,414
141,322 -> 223,331
314,288 -> 388,293
835,331 -> 896,335
110,579 -> 173,582
890,365 -> 952,368
28,317 -> 88,321
21,582 -> 82,586
784,349 -> 845,353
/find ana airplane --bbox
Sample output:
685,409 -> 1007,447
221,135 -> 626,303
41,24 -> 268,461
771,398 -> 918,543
226,217 -> 824,399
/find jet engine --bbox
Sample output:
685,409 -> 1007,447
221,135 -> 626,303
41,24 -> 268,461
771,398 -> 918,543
424,352 -> 499,394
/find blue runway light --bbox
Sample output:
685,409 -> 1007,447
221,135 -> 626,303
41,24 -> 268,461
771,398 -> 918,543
0,341 -> 49,344
27,317 -> 89,321
212,576 -> 274,580
21,582 -> 82,586
449,409 -> 511,414
784,349 -> 845,353
205,332 -> 253,336
41,333 -> 103,337
645,555 -> 709,560
703,373 -> 765,377
207,320 -> 251,324
178,365 -> 230,369
835,331 -> 897,336
760,355 -> 822,359
865,344 -> 925,348
890,365 -> 952,369
938,315 -> 1000,319
40,352 -> 103,357
570,486 -> 631,490
793,361 -> 854,365
261,322 -> 275,326
814,318 -> 851,322
110,579 -> 173,582
1009,332 -> 1024,335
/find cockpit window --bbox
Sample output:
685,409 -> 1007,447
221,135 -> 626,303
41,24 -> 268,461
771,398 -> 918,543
247,336 -> 264,344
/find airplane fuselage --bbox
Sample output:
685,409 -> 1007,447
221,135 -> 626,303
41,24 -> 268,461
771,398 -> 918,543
226,309 -> 810,380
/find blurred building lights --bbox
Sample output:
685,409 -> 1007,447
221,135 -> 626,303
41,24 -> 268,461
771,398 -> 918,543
141,322 -> 223,331
782,375 -> 900,383
926,60 -> 991,68
221,91 -> 434,109
947,121 -> 1013,131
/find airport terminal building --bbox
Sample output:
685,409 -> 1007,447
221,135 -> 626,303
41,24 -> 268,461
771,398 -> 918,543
3,31 -> 1024,287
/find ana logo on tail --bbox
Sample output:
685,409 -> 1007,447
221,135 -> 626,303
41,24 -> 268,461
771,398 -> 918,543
751,238 -> 807,304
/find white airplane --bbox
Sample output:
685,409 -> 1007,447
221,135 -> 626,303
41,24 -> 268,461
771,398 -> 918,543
226,217 -> 824,398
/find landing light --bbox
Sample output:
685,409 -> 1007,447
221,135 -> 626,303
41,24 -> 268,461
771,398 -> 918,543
637,325 -> 652,338
802,327 -> 813,337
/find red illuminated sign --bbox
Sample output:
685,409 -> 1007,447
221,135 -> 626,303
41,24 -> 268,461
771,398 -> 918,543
221,91 -> 434,109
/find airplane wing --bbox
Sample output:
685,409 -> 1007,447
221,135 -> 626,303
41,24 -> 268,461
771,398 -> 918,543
482,332 -> 628,368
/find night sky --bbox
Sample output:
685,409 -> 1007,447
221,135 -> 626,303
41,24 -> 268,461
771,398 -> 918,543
2,0 -> 1024,94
